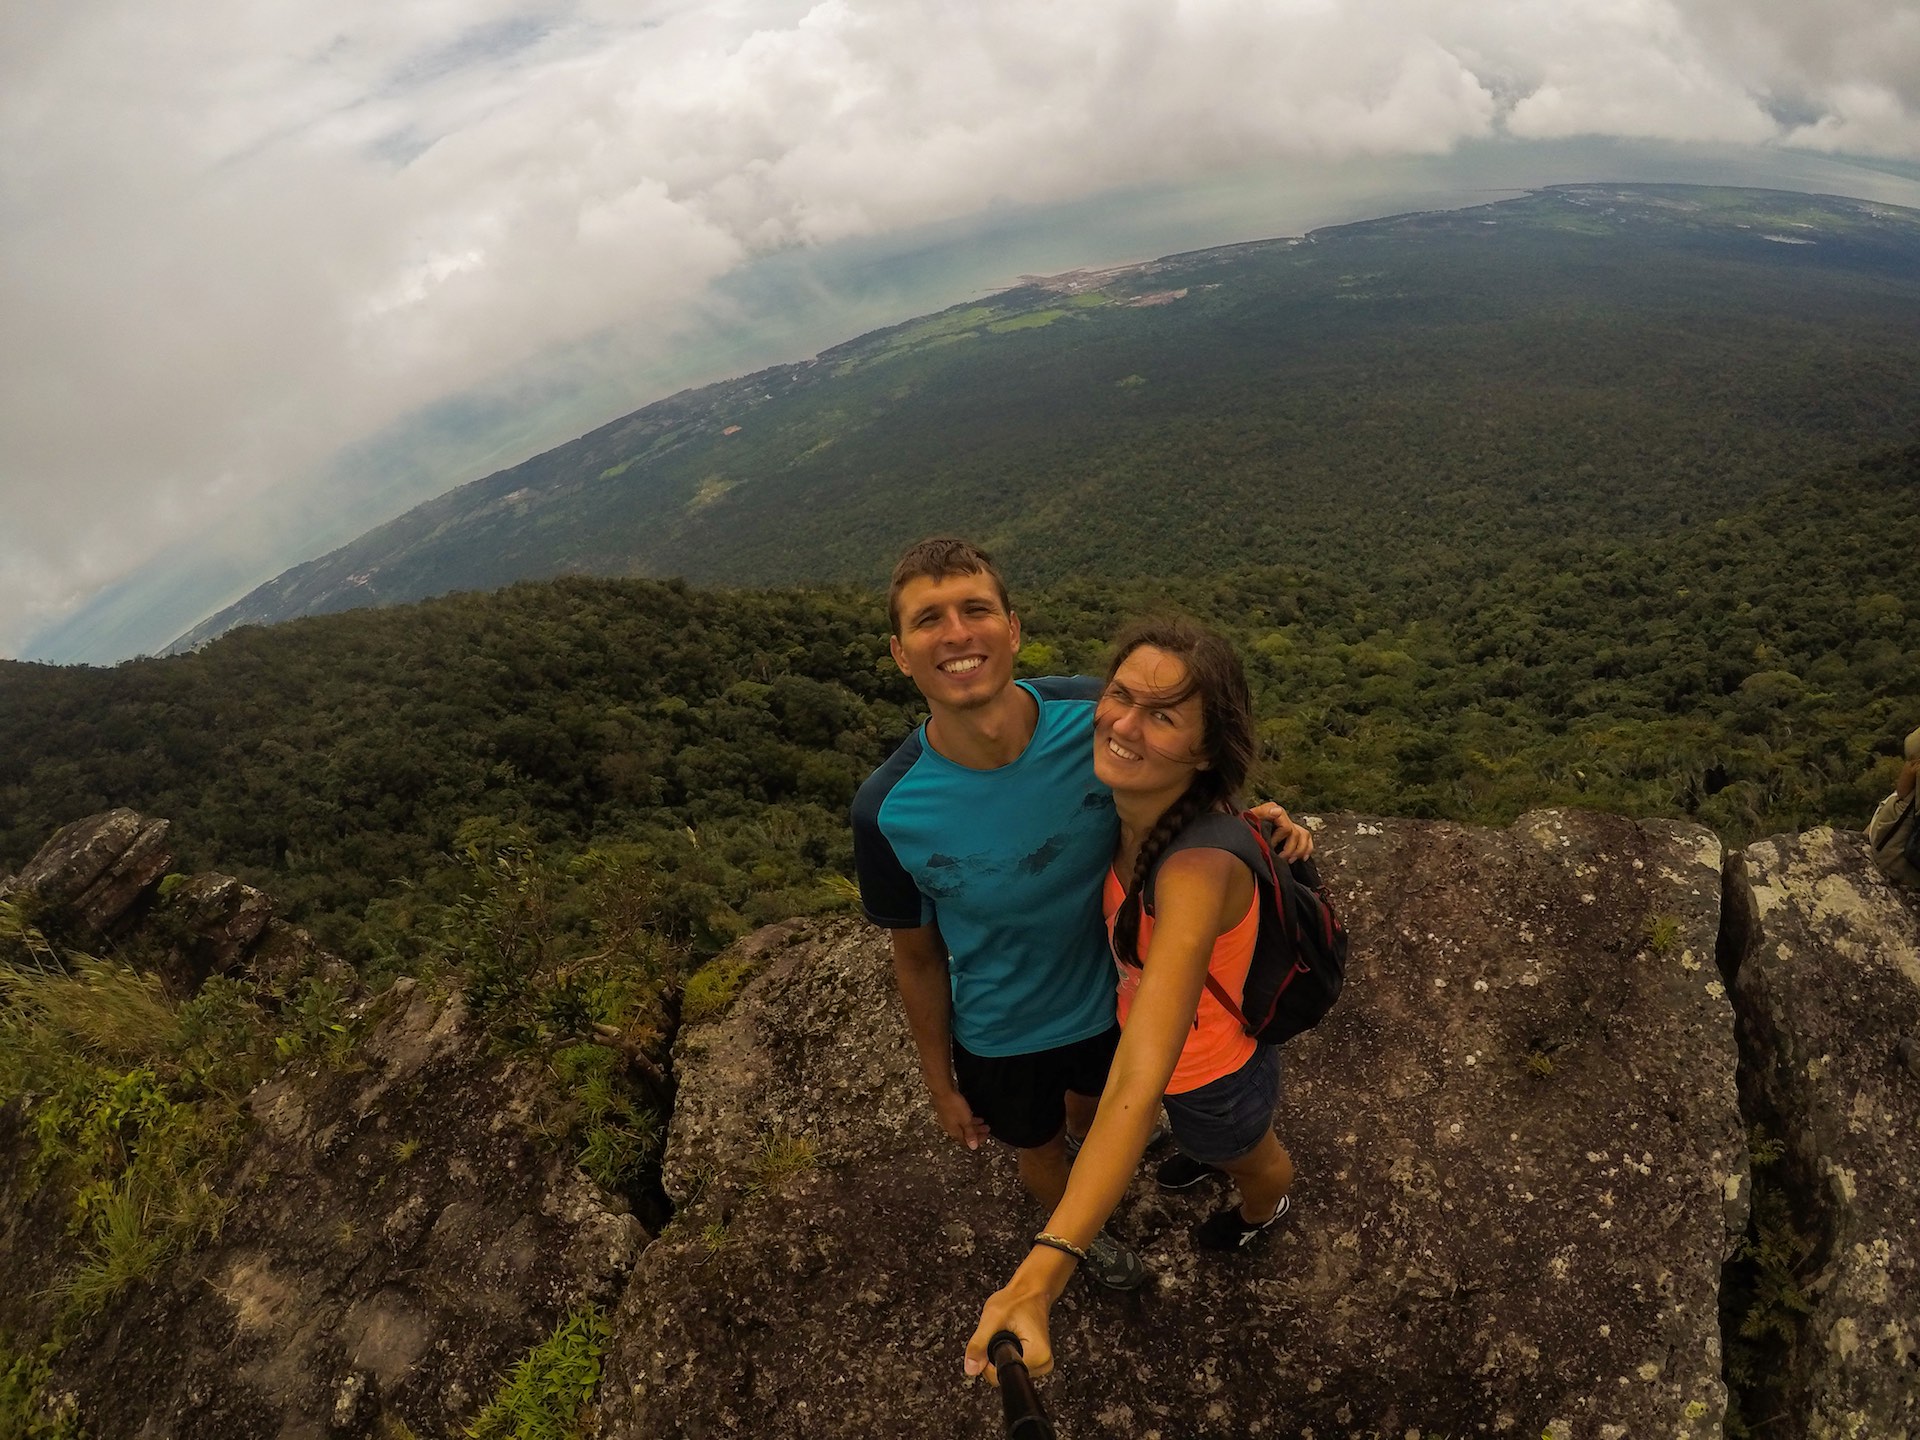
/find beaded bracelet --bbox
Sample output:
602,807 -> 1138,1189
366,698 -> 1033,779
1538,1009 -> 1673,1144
1031,1232 -> 1088,1263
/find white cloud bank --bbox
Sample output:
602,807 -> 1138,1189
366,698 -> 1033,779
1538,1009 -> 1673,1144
2,0 -> 1918,657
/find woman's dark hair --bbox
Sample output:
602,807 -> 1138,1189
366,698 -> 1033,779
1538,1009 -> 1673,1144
1107,616 -> 1258,968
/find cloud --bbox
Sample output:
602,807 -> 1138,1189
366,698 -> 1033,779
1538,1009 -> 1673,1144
2,0 -> 1918,657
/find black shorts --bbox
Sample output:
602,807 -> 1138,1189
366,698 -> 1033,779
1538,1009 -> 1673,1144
951,1024 -> 1121,1150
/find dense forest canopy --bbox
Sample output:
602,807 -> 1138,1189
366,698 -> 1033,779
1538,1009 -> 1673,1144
177,185 -> 1920,648
6,442 -> 1917,972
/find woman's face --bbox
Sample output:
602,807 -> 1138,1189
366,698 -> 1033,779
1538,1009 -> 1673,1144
1094,644 -> 1211,798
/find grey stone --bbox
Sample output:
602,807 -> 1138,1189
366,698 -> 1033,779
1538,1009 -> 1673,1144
4,808 -> 173,940
1727,826 -> 1920,1436
154,872 -> 275,989
327,1371 -> 374,1437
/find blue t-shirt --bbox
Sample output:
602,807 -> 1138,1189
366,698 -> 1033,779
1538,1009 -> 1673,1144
851,677 -> 1117,1057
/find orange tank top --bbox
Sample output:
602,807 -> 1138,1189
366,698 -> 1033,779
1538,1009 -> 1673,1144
1103,863 -> 1259,1095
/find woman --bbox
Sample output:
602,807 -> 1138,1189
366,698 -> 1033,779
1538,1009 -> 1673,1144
964,615 -> 1313,1383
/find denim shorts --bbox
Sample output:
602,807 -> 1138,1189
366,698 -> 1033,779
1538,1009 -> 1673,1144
1162,1045 -> 1282,1165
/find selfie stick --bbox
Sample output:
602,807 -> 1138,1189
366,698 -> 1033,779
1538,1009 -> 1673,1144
987,1331 -> 1058,1439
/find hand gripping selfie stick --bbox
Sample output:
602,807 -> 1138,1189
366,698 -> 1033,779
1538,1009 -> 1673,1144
987,1331 -> 1058,1439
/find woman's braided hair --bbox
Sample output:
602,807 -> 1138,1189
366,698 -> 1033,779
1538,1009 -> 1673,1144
1107,616 -> 1258,968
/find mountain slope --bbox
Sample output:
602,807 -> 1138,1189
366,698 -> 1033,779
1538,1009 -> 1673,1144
171,182 -> 1920,651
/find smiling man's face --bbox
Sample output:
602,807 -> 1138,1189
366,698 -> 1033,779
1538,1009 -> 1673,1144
888,570 -> 1022,713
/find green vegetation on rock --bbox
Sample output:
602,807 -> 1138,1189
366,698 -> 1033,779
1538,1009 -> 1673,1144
466,1304 -> 608,1440
0,1336 -> 83,1440
680,951 -> 762,1026
0,903 -> 359,1325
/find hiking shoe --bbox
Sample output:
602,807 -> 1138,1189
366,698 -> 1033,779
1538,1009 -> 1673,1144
1083,1231 -> 1151,1290
1064,1114 -> 1171,1160
1155,1151 -> 1221,1192
1194,1195 -> 1291,1252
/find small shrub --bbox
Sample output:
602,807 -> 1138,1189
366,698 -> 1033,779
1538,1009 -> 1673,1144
547,1045 -> 658,1194
1645,914 -> 1682,955
466,1306 -> 608,1440
0,1336 -> 82,1440
1722,1125 -> 1820,1438
273,977 -> 353,1064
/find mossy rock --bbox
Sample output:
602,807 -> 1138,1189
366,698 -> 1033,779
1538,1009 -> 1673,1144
681,955 -> 762,1027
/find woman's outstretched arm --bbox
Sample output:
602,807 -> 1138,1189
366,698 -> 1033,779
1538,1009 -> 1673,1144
963,847 -> 1251,1382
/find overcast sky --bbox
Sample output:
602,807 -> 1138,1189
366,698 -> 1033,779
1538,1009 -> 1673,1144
4,0 -> 1919,662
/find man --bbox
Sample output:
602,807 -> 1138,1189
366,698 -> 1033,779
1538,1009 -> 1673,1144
852,537 -> 1147,1287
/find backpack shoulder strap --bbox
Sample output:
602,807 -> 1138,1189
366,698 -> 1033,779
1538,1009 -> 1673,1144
1141,811 -> 1284,1028
1142,811 -> 1268,913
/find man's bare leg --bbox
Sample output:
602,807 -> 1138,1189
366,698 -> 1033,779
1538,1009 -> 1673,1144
1016,1131 -> 1071,1209
1062,1089 -> 1099,1148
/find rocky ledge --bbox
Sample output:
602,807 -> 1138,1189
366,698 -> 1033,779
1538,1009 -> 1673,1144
599,809 -> 1753,1438
6,807 -> 1917,1437
1724,827 -> 1920,1437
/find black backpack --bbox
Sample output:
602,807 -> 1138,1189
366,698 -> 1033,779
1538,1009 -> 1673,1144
1136,810 -> 1348,1046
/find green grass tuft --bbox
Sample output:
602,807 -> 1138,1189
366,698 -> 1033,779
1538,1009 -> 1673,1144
1646,914 -> 1682,955
680,955 -> 758,1027
745,1129 -> 816,1197
466,1306 -> 609,1440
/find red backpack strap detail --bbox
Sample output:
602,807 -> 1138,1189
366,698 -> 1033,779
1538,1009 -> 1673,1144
1203,972 -> 1249,1029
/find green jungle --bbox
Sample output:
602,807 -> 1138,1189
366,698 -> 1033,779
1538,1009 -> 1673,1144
3,440 -> 1917,977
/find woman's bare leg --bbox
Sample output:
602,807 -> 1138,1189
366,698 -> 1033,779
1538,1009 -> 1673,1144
1216,1130 -> 1293,1223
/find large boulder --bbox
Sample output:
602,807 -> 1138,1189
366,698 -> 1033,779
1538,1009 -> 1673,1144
3,808 -> 173,940
598,809 -> 1747,1438
149,872 -> 276,992
38,980 -> 647,1440
1725,827 -> 1920,1436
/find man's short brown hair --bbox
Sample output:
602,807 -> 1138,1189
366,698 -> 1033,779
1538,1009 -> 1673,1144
887,537 -> 1012,635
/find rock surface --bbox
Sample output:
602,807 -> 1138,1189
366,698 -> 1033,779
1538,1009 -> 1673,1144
151,872 -> 277,990
598,809 -> 1748,1438
27,981 -> 647,1440
1726,827 -> 1920,1437
2,808 -> 174,940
